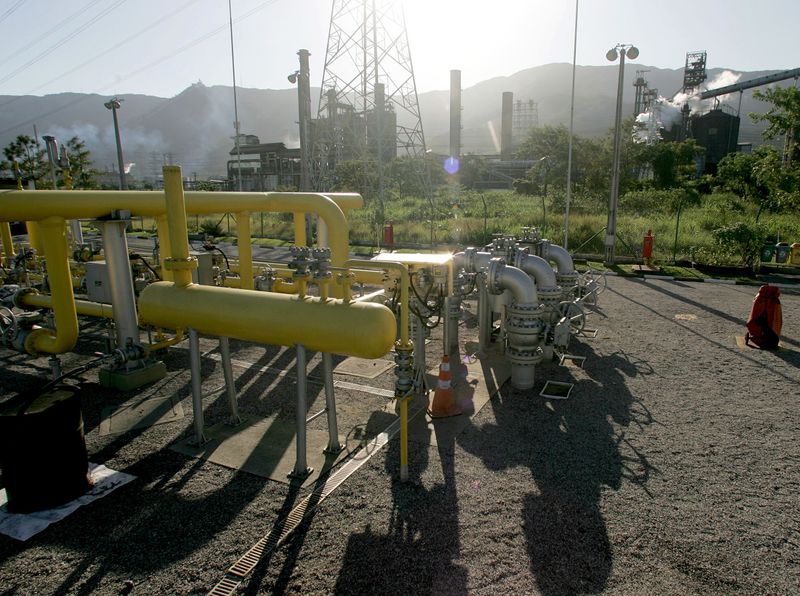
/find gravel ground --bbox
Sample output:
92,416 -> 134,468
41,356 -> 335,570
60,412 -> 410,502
1,276 -> 799,594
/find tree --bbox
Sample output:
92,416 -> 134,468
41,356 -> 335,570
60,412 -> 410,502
1,135 -> 46,184
750,86 -> 800,166
716,146 -> 799,221
64,136 -> 98,189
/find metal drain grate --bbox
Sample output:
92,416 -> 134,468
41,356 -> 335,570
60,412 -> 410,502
207,408 -> 407,595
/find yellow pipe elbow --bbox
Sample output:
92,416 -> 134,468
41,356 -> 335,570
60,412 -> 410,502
138,282 -> 396,359
24,218 -> 78,355
344,259 -> 410,349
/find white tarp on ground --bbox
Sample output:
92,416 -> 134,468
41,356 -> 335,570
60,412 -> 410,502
0,463 -> 136,541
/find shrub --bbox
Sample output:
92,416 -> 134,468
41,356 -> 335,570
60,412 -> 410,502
199,219 -> 223,238
711,221 -> 768,269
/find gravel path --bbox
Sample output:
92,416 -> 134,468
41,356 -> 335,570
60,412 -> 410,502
1,277 -> 798,594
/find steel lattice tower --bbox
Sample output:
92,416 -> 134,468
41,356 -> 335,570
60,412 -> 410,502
313,0 -> 427,190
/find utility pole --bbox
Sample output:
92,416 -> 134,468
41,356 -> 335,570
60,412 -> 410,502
104,98 -> 128,190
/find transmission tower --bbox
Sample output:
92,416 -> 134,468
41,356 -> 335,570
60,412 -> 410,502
313,0 -> 428,191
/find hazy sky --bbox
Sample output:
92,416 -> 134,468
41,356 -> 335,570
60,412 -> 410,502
1,0 -> 798,99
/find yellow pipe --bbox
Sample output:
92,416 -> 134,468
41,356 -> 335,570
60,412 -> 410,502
236,211 -> 253,289
20,290 -> 114,319
156,216 -> 174,282
400,396 -> 409,481
26,221 -> 43,255
141,166 -> 395,359
144,328 -> 185,354
139,283 -> 395,359
324,193 -> 363,217
24,217 -> 78,355
344,259 -> 411,349
1,221 -> 13,258
0,189 -> 351,268
162,167 -> 194,287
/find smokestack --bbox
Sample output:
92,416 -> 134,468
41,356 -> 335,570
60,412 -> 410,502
450,69 -> 461,158
501,91 -> 513,159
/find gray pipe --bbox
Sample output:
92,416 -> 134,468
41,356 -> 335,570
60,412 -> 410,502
100,219 -> 139,365
547,243 -> 575,274
490,260 -> 537,305
516,252 -> 558,289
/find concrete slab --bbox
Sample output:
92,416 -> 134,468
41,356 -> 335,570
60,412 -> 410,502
334,356 -> 394,379
170,416 -> 348,487
407,346 -> 511,448
98,397 -> 184,437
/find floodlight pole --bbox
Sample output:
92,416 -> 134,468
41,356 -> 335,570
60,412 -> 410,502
564,0 -> 578,251
605,44 -> 637,265
104,98 -> 127,190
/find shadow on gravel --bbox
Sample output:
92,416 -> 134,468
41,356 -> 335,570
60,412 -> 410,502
457,341 -> 656,593
330,406 -> 468,594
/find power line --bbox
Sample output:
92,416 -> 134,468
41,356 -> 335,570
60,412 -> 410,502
0,0 -> 25,25
0,0 -> 280,137
0,0 -> 104,69
0,0 -> 128,87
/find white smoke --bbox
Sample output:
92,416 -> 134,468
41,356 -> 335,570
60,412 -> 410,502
633,70 -> 743,143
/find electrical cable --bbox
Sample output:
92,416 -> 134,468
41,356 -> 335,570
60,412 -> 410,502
0,0 -> 281,136
0,0 -> 129,87
0,0 -> 104,70
128,252 -> 161,280
0,0 -> 25,26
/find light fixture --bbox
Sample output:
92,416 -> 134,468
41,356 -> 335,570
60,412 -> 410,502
288,71 -> 299,84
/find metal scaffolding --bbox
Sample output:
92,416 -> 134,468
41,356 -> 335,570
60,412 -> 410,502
313,0 -> 427,191
512,99 -> 539,149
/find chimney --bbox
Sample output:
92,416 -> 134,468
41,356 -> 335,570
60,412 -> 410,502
450,70 -> 461,158
501,91 -> 513,159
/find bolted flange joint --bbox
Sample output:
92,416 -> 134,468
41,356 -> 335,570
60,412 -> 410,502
393,343 -> 414,398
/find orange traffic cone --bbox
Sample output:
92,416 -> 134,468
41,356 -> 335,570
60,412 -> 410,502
427,354 -> 462,418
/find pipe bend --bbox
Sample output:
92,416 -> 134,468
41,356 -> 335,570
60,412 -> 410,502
518,253 -> 558,289
547,243 -> 575,274
496,262 -> 538,305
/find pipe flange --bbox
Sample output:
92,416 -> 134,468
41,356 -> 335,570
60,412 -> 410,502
506,345 -> 544,366
557,271 -> 579,286
511,246 -> 530,269
463,247 -> 480,273
486,258 -> 505,295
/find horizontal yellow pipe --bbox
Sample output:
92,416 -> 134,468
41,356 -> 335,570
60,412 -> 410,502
138,282 -> 396,359
0,189 -> 350,267
345,259 -> 410,349
20,291 -> 114,319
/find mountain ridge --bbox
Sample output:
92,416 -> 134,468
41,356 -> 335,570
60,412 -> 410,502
0,63 -> 790,179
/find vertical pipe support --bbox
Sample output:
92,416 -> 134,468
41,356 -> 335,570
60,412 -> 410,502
235,211 -> 253,289
26,221 -> 43,255
188,328 -> 207,445
218,336 -> 241,426
99,216 -> 140,360
1,221 -> 15,259
290,344 -> 312,479
322,353 -> 343,454
162,166 -> 196,287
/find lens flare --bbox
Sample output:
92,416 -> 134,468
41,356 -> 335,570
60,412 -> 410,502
443,156 -> 460,175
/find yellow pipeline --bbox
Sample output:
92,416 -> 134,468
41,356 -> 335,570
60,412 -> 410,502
139,284 -> 395,359
137,166 -> 395,360
293,213 -> 306,247
162,166 -> 195,287
1,221 -> 13,258
24,217 -> 78,355
26,221 -> 43,255
155,215 -> 173,282
236,211 -> 253,289
0,189 -> 351,267
19,290 -> 114,320
344,259 -> 411,349
144,328 -> 185,354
